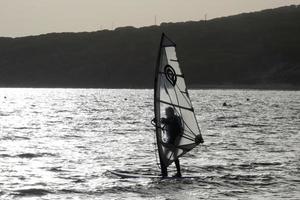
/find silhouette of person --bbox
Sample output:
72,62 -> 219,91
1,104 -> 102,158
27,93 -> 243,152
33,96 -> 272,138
161,107 -> 182,177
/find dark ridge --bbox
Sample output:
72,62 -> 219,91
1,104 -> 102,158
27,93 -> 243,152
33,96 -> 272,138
0,5 -> 299,89
225,124 -> 239,128
221,174 -> 259,181
13,188 -> 52,196
60,189 -> 87,194
48,167 -> 64,172
3,136 -> 30,140
252,162 -> 282,166
16,153 -> 56,158
0,154 -> 11,158
17,153 -> 39,158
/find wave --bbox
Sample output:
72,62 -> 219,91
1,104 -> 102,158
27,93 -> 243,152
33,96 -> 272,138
0,112 -> 10,116
220,174 -> 259,181
48,167 -> 65,172
55,110 -> 71,113
216,116 -> 239,121
197,162 -> 282,174
62,134 -> 82,138
13,188 -> 52,197
59,189 -> 91,194
111,185 -> 154,195
251,162 -> 282,166
196,165 -> 229,173
240,123 -> 268,127
225,124 -> 239,128
233,162 -> 282,170
266,148 -> 286,153
0,135 -> 30,140
13,127 -> 40,130
58,187 -> 137,196
0,154 -> 11,158
16,152 -> 56,159
225,123 -> 268,128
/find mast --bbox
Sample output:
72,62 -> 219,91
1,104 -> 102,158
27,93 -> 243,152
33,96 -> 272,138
154,33 -> 168,176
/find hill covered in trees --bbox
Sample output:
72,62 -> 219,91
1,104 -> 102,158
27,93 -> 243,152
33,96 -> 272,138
0,5 -> 299,89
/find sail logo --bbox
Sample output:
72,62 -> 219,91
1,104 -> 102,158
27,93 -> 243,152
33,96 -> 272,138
164,65 -> 177,86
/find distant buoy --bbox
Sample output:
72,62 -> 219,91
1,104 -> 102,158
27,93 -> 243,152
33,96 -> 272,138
246,98 -> 250,101
4,96 -> 7,99
223,102 -> 227,106
124,98 -> 127,101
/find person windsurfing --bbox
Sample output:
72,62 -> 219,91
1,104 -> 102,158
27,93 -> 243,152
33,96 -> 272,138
152,33 -> 204,179
160,107 -> 182,177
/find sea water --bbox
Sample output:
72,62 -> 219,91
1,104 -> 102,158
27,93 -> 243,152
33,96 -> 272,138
0,88 -> 299,200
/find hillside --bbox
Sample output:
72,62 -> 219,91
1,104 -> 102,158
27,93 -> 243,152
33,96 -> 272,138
0,5 -> 299,89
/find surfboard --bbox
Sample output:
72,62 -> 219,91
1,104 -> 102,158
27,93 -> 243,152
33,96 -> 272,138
109,170 -> 203,179
109,170 -> 161,179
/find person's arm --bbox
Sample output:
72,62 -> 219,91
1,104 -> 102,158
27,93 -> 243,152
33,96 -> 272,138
151,118 -> 156,126
161,117 -> 167,124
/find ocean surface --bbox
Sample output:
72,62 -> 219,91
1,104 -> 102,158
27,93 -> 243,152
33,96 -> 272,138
0,88 -> 299,200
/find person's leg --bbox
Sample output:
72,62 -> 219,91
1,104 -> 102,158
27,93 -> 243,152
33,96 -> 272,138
174,159 -> 181,177
161,162 -> 168,177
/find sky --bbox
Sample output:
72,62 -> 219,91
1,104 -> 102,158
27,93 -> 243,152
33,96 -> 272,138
0,0 -> 300,38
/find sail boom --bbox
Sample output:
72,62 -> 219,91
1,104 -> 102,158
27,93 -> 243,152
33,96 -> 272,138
162,44 -> 176,47
158,72 -> 184,78
158,99 -> 194,112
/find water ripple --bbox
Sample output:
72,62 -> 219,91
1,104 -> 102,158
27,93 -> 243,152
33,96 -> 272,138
0,88 -> 298,200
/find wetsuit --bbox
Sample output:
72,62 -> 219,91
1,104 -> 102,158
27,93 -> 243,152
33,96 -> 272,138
161,115 -> 182,177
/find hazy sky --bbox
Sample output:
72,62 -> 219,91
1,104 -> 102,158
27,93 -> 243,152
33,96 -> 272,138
1,0 -> 299,37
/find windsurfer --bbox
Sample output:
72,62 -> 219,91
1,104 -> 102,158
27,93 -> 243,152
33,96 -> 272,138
161,107 -> 182,177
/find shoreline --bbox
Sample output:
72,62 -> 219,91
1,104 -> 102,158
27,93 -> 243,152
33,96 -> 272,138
0,84 -> 299,91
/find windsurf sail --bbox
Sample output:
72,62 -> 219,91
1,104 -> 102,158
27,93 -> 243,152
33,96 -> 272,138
153,33 -> 204,174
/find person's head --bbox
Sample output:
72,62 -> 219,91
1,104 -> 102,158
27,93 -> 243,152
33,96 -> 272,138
165,107 -> 175,117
